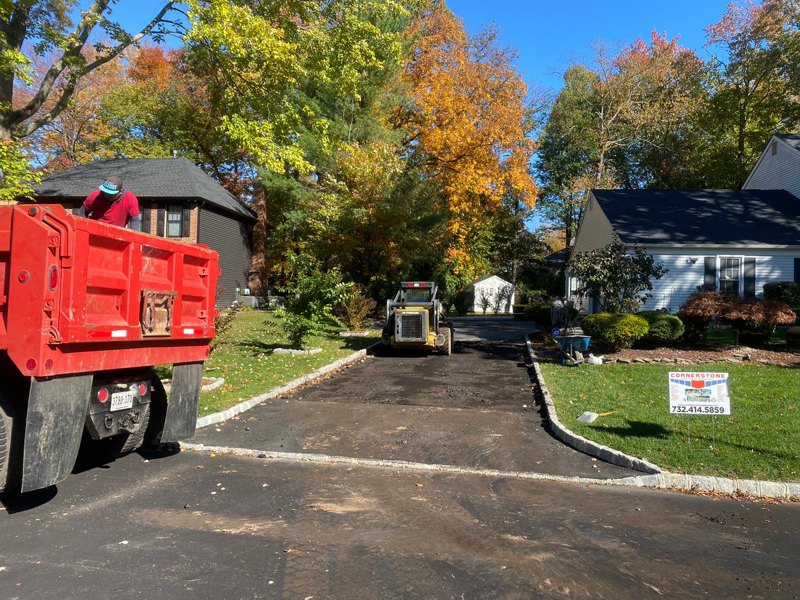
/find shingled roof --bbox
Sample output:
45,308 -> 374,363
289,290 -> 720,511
775,133 -> 800,151
591,189 -> 800,246
34,157 -> 256,221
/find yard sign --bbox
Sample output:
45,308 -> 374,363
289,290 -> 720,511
668,372 -> 730,415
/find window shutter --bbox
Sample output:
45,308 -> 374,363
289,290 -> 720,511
704,257 -> 716,290
141,204 -> 151,234
743,258 -> 756,298
181,206 -> 190,237
794,258 -> 800,284
157,207 -> 165,237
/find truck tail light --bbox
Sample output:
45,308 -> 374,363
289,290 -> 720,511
97,388 -> 109,403
138,383 -> 147,396
48,265 -> 58,290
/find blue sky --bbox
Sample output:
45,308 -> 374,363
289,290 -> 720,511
114,1 -> 734,94
447,0 -> 733,92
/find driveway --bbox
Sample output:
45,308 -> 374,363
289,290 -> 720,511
191,337 -> 634,479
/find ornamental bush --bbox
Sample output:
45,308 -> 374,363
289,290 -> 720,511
637,311 -> 684,345
679,291 -> 796,346
580,313 -> 649,350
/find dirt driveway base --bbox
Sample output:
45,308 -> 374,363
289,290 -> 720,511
191,341 -> 636,480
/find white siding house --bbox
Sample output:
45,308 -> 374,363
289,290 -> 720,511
743,134 -> 800,198
569,188 -> 800,314
471,275 -> 515,314
642,248 -> 797,312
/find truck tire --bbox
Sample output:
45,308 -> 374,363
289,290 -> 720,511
117,401 -> 151,455
0,389 -> 22,495
143,373 -> 168,447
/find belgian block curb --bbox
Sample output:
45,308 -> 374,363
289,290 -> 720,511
526,335 -> 800,501
195,344 -> 378,429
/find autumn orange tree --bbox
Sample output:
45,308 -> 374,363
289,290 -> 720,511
20,49 -> 125,171
401,9 -> 537,288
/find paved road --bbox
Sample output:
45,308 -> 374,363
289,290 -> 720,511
1,450 -> 799,599
1,318 -> 799,599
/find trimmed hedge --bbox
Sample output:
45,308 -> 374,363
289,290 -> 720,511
581,313 -> 649,350
522,303 -> 551,325
638,310 -> 684,344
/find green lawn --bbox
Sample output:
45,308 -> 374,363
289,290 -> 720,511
167,310 -> 379,417
539,362 -> 800,482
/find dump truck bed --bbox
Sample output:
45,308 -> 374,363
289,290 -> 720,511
0,204 -> 218,378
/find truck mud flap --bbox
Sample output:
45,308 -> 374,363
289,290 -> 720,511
22,375 -> 92,492
161,363 -> 202,442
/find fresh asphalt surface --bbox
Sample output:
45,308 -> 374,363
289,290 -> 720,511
1,317 -> 799,599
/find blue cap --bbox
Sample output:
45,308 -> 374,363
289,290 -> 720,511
99,176 -> 122,195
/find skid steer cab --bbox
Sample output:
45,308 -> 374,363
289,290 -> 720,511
382,281 -> 454,355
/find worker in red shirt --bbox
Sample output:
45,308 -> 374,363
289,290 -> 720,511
80,175 -> 142,231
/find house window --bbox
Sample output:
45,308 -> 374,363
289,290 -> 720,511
718,257 -> 741,295
141,205 -> 152,234
166,205 -> 183,237
155,205 -> 190,238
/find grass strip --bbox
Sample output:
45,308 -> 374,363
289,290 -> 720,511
539,362 -> 800,482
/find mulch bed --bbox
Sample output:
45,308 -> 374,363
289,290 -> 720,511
529,334 -> 800,367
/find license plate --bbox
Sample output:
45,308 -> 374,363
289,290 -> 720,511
110,391 -> 135,411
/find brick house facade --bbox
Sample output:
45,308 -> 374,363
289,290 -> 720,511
32,158 -> 256,307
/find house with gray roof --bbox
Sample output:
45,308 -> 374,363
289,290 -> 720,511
33,157 -> 256,307
570,188 -> 800,313
743,133 -> 800,198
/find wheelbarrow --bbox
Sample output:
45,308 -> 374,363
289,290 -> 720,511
554,335 -> 591,365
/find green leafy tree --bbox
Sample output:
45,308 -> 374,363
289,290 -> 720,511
703,0 -> 800,187
569,242 -> 667,313
0,139 -> 39,202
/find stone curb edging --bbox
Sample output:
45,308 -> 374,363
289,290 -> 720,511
525,335 -> 662,476
180,443 -> 800,500
195,345 -> 378,429
526,335 -> 800,501
201,377 -> 225,392
163,377 -> 225,394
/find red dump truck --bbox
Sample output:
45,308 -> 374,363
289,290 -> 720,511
0,204 -> 219,494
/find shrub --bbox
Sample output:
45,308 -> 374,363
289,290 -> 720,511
762,282 -> 800,306
581,313 -> 649,350
677,312 -> 710,344
679,291 -> 796,346
276,264 -> 345,349
569,242 -> 667,313
638,311 -> 684,345
453,289 -> 472,315
492,284 -> 514,315
210,303 -> 242,353
336,285 -> 377,331
523,303 -> 552,325
478,288 -> 492,315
